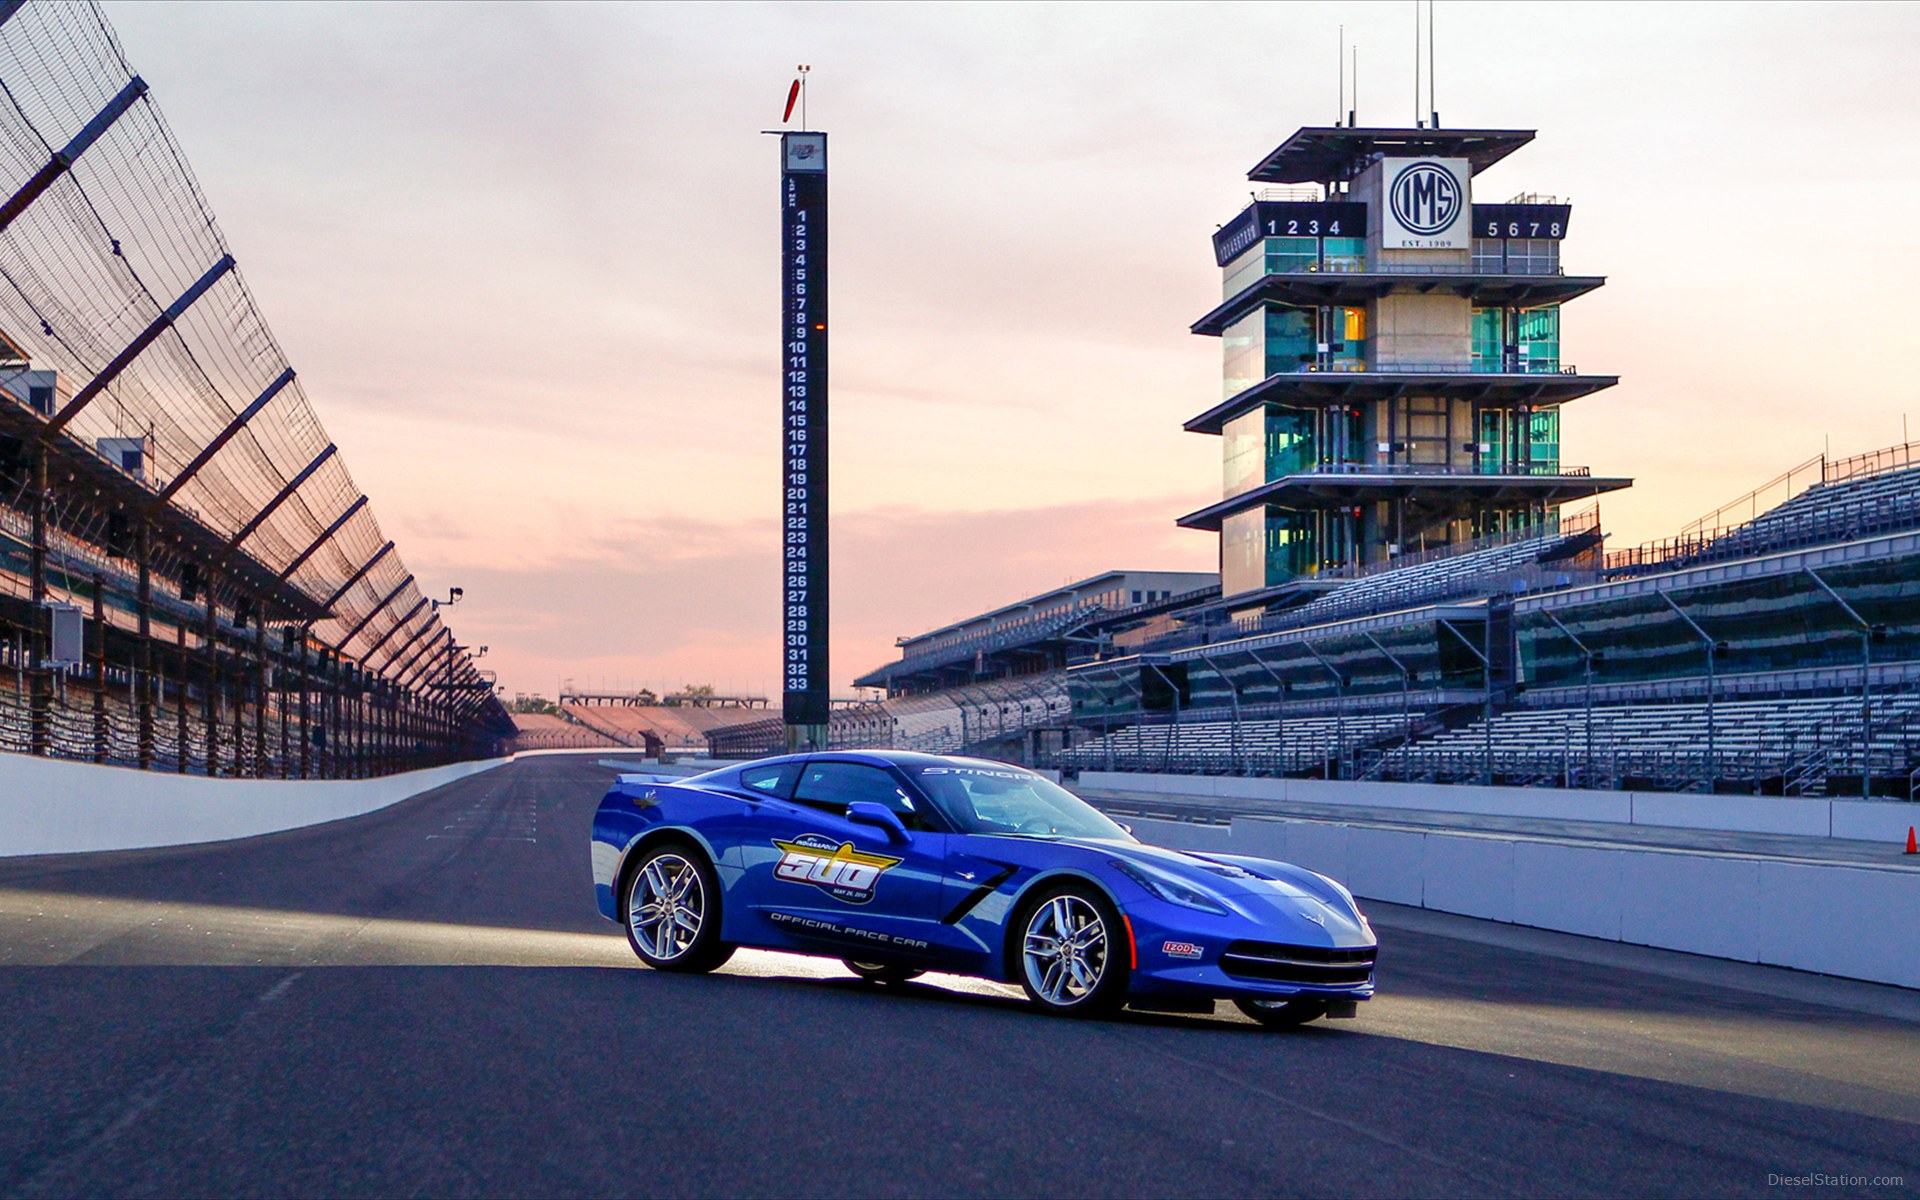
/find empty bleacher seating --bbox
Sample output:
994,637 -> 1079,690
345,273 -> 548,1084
1373,693 -> 1920,793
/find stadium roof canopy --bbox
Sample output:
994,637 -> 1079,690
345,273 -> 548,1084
1192,273 -> 1607,338
1248,127 -> 1536,182
1184,371 -> 1620,436
1177,472 -> 1633,532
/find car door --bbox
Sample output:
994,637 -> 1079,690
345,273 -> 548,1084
737,760 -> 950,962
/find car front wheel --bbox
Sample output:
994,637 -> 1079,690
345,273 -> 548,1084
1017,885 -> 1128,1017
623,842 -> 734,973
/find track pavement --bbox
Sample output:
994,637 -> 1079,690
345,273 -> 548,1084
0,755 -> 1914,1198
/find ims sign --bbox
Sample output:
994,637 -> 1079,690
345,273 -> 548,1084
1381,157 -> 1470,249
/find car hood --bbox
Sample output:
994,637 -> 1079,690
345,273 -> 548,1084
1044,837 -> 1370,934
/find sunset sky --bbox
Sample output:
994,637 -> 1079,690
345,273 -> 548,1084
105,1 -> 1920,701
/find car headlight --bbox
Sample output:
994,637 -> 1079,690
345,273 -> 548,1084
1110,859 -> 1228,916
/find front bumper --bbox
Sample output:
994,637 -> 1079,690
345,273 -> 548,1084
1120,898 -> 1377,1003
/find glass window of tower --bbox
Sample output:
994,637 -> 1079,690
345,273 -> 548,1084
1472,238 -> 1505,273
1328,306 -> 1366,370
1224,506 -> 1336,592
1472,307 -> 1505,371
1477,408 -> 1511,473
1220,508 -> 1267,594
1528,409 -> 1560,471
1222,408 -> 1264,497
1322,237 -> 1365,273
1507,238 -> 1560,274
1222,242 -> 1264,299
1222,309 -> 1265,398
1517,305 -> 1560,372
1267,405 -> 1316,478
1264,306 -> 1316,375
1267,236 -> 1318,274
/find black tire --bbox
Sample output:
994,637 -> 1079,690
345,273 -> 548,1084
1014,882 -> 1129,1018
622,841 -> 735,974
843,960 -> 926,985
1233,997 -> 1328,1028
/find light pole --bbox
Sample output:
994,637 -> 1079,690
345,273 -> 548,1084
1805,569 -> 1883,798
1363,631 -> 1413,780
1542,610 -> 1602,787
1658,591 -> 1725,790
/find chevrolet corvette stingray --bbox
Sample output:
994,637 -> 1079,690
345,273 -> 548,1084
589,750 -> 1376,1024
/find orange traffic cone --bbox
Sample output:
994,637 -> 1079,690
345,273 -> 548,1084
1907,827 -> 1918,856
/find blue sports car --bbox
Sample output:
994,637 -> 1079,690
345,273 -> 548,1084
589,750 -> 1376,1025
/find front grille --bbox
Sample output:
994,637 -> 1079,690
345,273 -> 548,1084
1220,939 -> 1376,985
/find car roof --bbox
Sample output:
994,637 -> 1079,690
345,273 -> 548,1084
727,748 -> 1021,771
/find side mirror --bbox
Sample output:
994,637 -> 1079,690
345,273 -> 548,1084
845,802 -> 909,843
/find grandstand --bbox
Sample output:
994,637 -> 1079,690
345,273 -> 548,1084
1608,443 -> 1920,576
0,4 -> 508,778
725,572 -> 1225,765
506,712 -> 619,753
1050,437 -> 1920,798
853,570 -> 1216,695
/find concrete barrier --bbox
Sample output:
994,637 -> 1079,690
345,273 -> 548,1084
0,753 -> 509,857
1079,771 -> 1920,846
1120,812 -> 1920,990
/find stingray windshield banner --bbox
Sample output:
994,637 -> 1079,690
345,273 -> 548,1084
780,132 -> 829,731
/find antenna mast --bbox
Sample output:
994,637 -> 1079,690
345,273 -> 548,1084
1350,45 -> 1358,126
1414,0 -> 1422,128
1338,25 -> 1344,125
797,63 -> 810,129
1429,0 -> 1439,127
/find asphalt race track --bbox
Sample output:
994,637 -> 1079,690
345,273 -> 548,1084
1,756 -> 1915,1199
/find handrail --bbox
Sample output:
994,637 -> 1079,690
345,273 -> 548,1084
1244,261 -> 1566,279
1288,461 -> 1590,478
1269,360 -> 1579,376
1825,440 -> 1920,485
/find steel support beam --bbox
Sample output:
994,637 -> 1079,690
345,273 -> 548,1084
225,443 -> 336,552
398,630 -> 450,690
43,255 -> 235,438
359,596 -> 429,665
136,520 -> 153,767
0,75 -> 147,237
380,618 -> 439,679
338,574 -> 413,648
318,542 -> 394,615
275,495 -> 367,587
151,367 -> 295,507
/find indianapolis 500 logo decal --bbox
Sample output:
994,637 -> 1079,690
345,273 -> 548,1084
771,834 -> 901,904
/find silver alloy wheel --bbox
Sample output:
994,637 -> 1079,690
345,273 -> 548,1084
1022,894 -> 1109,1006
628,853 -> 705,961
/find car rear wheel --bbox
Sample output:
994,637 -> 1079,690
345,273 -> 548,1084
624,843 -> 734,973
843,960 -> 925,985
1017,885 -> 1128,1017
1233,997 -> 1327,1028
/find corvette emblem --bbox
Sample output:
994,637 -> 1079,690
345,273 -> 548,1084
772,834 -> 902,905
1300,908 -> 1326,925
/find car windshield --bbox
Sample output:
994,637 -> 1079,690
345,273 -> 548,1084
906,763 -> 1134,841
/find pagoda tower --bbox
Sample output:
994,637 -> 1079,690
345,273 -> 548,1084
1178,126 -> 1630,619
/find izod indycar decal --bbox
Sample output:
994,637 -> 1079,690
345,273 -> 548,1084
771,834 -> 901,904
